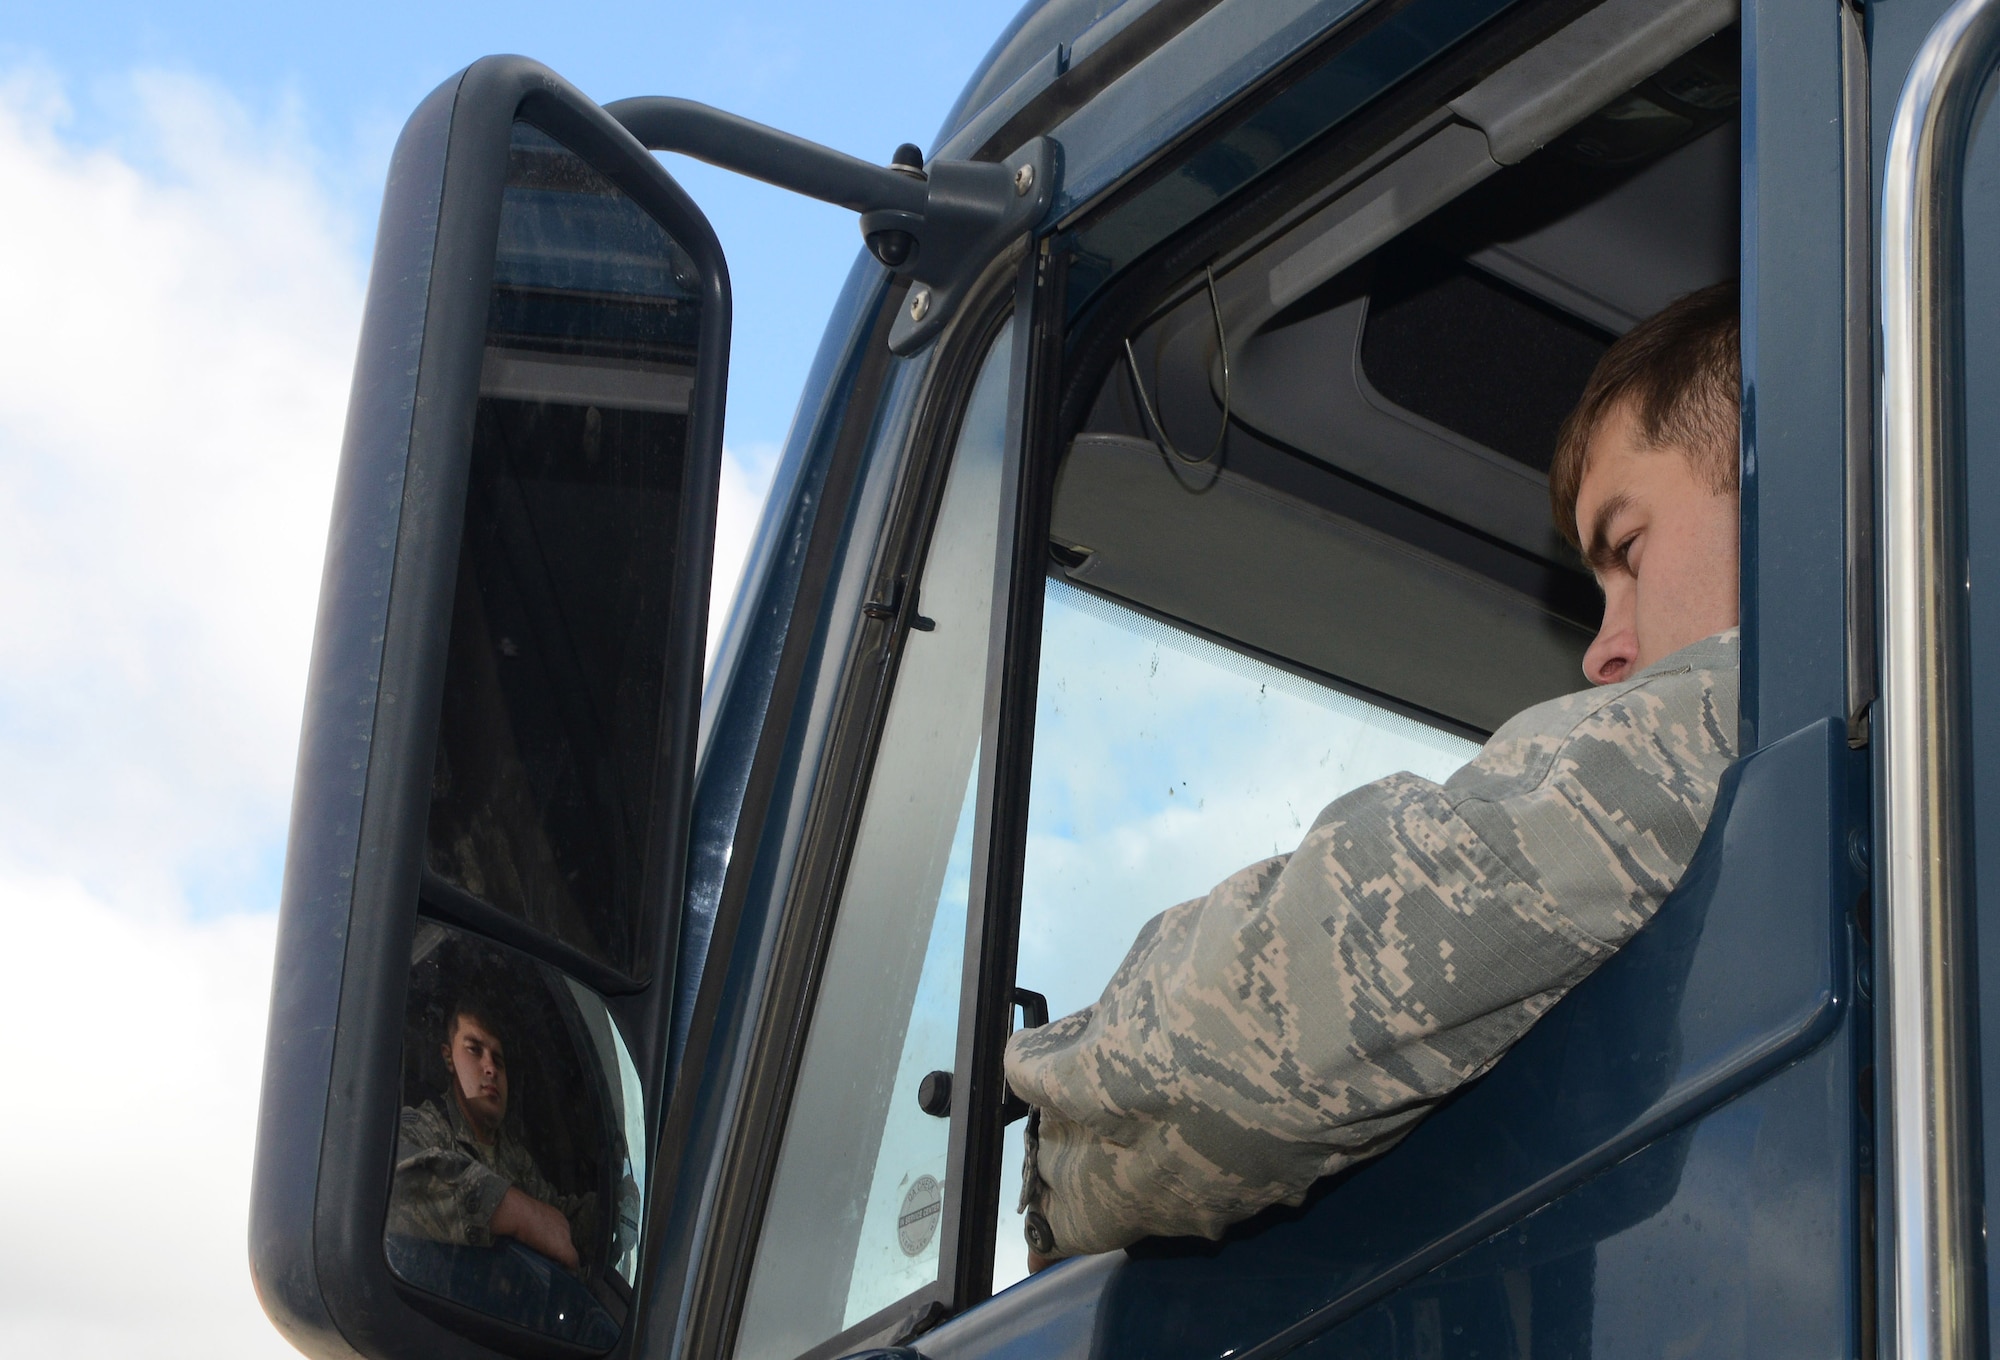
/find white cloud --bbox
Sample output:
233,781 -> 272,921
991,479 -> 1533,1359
0,65 -> 359,915
0,64 -> 355,1358
0,871 -> 289,1358
0,63 -> 779,1358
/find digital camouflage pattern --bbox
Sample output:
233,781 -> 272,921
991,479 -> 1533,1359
1004,629 -> 1739,1258
388,1095 -> 597,1255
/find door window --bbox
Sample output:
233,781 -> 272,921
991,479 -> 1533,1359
994,578 -> 1479,1287
733,321 -> 1015,1357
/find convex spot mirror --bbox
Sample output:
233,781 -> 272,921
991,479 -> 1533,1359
390,926 -> 646,1348
252,55 -> 728,1360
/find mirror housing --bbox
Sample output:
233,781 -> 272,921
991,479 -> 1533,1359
251,55 -> 728,1360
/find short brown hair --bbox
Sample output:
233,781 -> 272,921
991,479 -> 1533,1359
444,995 -> 505,1050
1549,281 -> 1741,549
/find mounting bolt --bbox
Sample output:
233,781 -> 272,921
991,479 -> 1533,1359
1014,161 -> 1035,196
1024,1210 -> 1056,1256
909,286 -> 932,322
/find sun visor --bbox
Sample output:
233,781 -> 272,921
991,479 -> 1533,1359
1050,433 -> 1591,733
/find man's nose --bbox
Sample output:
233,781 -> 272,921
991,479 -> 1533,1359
1583,592 -> 1638,686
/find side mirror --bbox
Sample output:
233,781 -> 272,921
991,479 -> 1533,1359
251,56 -> 727,1360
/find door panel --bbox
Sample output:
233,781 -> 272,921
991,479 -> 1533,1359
1289,1037 -> 1855,1360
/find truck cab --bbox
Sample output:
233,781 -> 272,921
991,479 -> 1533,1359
250,1 -> 2000,1356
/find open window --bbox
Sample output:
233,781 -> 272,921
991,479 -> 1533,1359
992,16 -> 1740,1293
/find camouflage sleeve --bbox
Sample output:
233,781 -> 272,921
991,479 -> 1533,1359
1004,637 -> 1738,1258
560,1192 -> 601,1265
385,1103 -> 513,1247
504,1149 -> 562,1209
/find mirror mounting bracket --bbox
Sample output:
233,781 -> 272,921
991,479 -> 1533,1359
604,96 -> 1056,354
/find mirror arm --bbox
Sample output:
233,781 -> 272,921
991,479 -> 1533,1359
604,95 -> 927,216
606,95 -> 1055,353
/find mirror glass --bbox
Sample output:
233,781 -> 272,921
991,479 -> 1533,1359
425,118 -> 704,976
385,923 -> 646,1347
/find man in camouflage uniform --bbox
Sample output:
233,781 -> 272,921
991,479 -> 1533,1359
388,999 -> 596,1270
1006,283 -> 1744,1262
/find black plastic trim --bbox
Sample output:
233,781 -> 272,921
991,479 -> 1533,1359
417,873 -> 642,1001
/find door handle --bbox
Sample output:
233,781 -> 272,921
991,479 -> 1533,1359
1000,987 -> 1051,1124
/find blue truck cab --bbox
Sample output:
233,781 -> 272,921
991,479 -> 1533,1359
247,0 -> 2000,1355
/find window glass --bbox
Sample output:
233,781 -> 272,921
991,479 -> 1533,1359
733,321 -> 1015,1358
425,120 -> 704,976
993,579 -> 1479,1288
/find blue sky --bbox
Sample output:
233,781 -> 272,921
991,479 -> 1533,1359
3,0 -> 1024,452
0,3 -> 1023,1354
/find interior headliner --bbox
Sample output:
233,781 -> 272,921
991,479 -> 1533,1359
1050,21 -> 1740,733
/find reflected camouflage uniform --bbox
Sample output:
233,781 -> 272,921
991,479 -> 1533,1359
388,1094 -> 597,1254
1005,630 -> 1739,1259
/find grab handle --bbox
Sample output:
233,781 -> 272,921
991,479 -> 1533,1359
1878,1 -> 2000,1354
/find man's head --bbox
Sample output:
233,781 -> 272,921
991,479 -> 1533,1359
441,1001 -> 509,1140
1550,281 -> 1741,686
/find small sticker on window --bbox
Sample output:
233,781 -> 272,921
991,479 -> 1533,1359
897,1175 -> 943,1256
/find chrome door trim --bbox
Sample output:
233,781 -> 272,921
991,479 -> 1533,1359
1879,0 -> 2000,1355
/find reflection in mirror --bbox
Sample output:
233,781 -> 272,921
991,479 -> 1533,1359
426,119 -> 704,976
385,923 -> 645,1349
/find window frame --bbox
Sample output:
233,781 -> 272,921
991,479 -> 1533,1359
944,236 -> 1068,1309
691,245 -> 1042,1360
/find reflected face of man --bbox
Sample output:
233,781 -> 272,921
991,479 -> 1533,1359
444,1012 -> 509,1140
1574,400 -> 1740,686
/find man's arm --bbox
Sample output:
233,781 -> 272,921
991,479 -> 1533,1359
388,1104 -> 583,1267
496,1145 -> 596,1269
1005,633 -> 1737,1259
489,1186 -> 579,1269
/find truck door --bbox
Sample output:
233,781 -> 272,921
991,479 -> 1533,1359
910,0 -> 1874,1355
668,1 -> 1877,1357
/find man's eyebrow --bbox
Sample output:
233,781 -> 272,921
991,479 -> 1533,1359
1583,492 -> 1635,572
